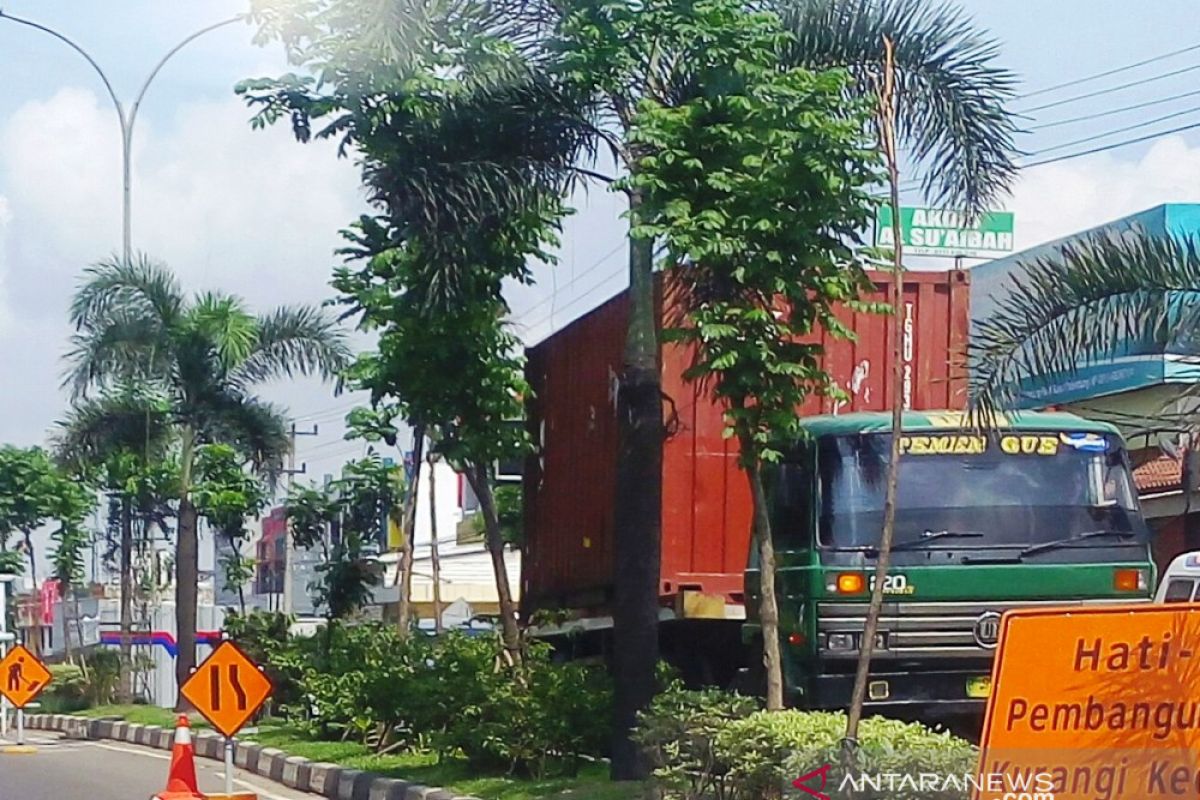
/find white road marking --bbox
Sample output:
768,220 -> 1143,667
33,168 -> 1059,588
81,739 -> 304,800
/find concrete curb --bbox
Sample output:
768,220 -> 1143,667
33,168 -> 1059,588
24,714 -> 480,800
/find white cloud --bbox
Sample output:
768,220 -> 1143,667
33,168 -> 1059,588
1007,136 -> 1200,250
0,87 -> 365,446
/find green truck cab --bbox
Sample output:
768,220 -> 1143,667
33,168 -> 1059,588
744,410 -> 1154,712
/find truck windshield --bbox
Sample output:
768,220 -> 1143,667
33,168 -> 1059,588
816,431 -> 1142,551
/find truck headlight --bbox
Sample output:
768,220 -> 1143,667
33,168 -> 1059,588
826,632 -> 856,651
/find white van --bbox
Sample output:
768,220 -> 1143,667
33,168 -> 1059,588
1155,552 -> 1200,603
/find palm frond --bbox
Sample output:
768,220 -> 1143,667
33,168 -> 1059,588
774,0 -> 1019,217
229,305 -> 351,387
62,310 -> 172,399
969,232 -> 1200,422
51,387 -> 173,470
69,253 -> 185,333
186,292 -> 260,370
360,65 -> 598,234
198,393 -> 291,483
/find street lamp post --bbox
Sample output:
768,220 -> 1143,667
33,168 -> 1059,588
0,11 -> 243,261
0,10 -> 243,705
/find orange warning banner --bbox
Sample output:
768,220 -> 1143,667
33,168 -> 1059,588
978,604 -> 1200,799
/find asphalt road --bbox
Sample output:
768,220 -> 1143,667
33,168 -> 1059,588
0,731 -> 321,800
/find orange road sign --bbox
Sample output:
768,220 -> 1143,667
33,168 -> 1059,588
0,644 -> 51,709
978,603 -> 1200,800
180,641 -> 272,738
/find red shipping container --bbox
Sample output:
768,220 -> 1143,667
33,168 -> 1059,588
522,269 -> 970,615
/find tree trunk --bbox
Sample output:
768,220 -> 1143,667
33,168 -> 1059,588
469,467 -> 521,663
118,499 -> 134,703
845,36 -> 902,755
745,449 -> 784,711
610,208 -> 663,781
176,430 -> 200,711
428,453 -> 443,634
23,530 -> 39,657
175,497 -> 199,711
74,594 -> 87,674
62,584 -> 74,663
396,426 -> 426,636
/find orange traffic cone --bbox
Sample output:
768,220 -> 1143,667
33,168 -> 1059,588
152,715 -> 204,800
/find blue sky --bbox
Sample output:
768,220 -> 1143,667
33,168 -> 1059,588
4,1 -> 1200,569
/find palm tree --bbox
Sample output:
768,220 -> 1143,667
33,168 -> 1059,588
65,254 -> 350,708
53,385 -> 174,703
971,231 -> 1200,419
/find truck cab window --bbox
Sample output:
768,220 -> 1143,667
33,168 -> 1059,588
771,461 -> 812,548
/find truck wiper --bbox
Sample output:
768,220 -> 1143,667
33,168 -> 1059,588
891,529 -> 985,552
1019,529 -> 1135,558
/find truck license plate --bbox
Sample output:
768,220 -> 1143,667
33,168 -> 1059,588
965,676 -> 991,698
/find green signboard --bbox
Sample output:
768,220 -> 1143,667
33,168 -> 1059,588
876,206 -> 1015,258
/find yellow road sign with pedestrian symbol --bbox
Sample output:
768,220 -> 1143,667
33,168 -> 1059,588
180,640 -> 272,738
0,644 -> 51,709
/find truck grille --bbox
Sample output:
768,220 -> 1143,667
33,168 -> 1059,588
817,598 -> 1146,659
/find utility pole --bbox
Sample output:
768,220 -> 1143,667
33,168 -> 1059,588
0,574 -> 13,738
282,423 -> 318,615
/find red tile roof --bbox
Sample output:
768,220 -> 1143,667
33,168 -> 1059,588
1135,455 -> 1182,493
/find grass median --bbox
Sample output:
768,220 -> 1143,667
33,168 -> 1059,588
76,706 -> 638,800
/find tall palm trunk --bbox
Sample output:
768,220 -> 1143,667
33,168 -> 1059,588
175,432 -> 198,711
469,467 -> 521,663
846,36 -> 902,752
428,453 -> 443,634
743,438 -> 784,710
175,498 -> 199,709
611,201 -> 663,781
396,426 -> 426,636
22,530 -> 39,657
118,498 -> 134,703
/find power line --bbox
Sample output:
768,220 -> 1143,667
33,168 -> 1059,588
1023,118 -> 1200,169
1030,87 -> 1200,131
517,259 -> 627,335
1031,103 -> 1200,156
293,397 -> 361,422
1019,62 -> 1200,114
1020,41 -> 1200,100
513,239 -> 626,324
899,117 -> 1200,187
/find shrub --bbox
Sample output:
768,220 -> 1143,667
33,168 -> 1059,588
438,637 -> 612,776
635,686 -> 761,799
637,687 -> 976,800
272,623 -> 612,778
40,663 -> 88,713
223,610 -> 299,710
84,649 -> 121,706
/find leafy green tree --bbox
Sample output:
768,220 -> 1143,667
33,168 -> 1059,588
637,35 -> 880,707
0,445 -> 92,655
53,386 -> 175,701
336,264 -> 534,660
193,443 -> 270,615
285,455 -> 398,633
65,254 -> 349,707
243,0 -> 1018,776
242,3 -> 560,657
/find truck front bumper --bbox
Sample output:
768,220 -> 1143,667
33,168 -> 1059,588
805,668 -> 990,713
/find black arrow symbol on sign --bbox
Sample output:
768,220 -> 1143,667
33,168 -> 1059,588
209,664 -> 249,711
